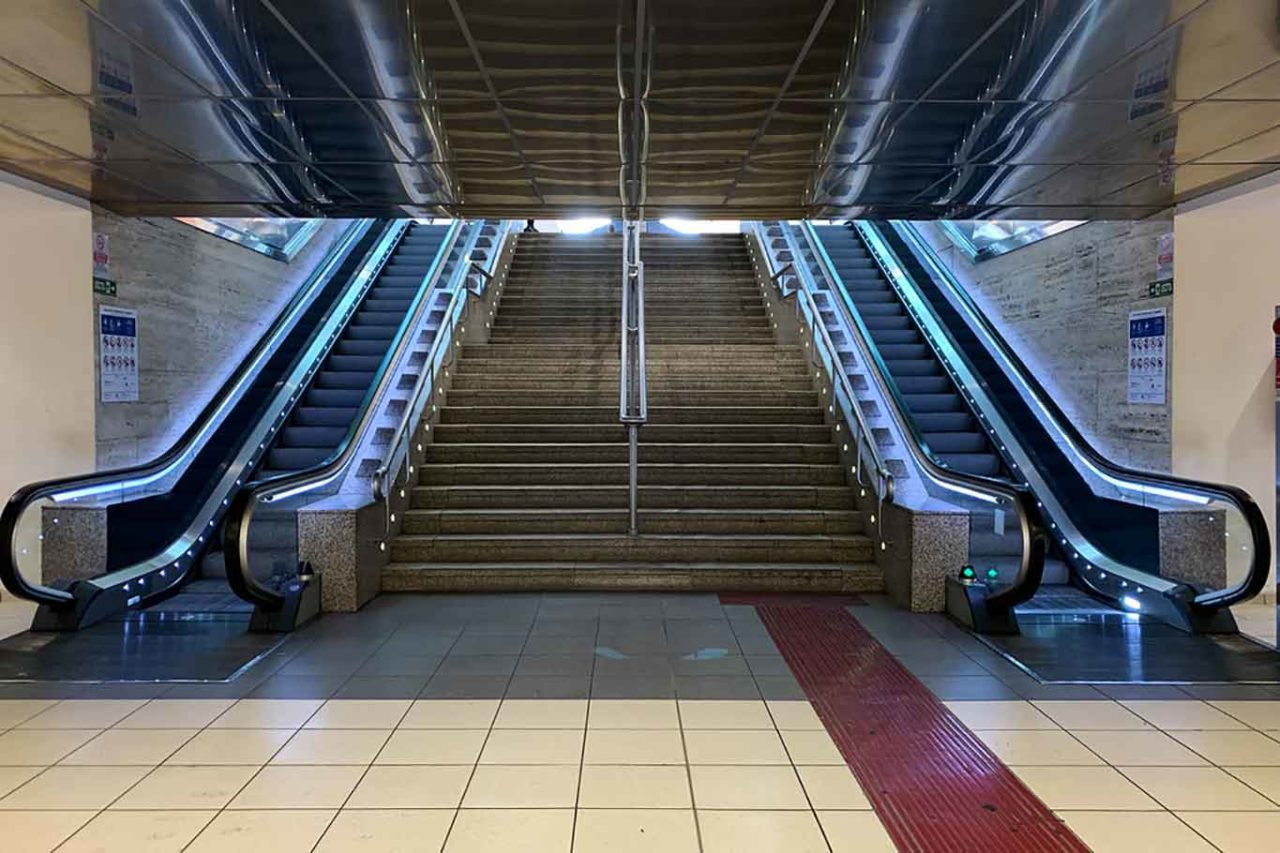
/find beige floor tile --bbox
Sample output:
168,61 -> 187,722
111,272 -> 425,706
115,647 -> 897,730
1226,766 -> 1280,803
796,765 -> 871,809
60,728 -> 197,766
229,764 -> 364,809
1174,730 -> 1280,766
479,729 -> 584,764
0,728 -> 98,765
116,699 -> 235,730
401,699 -> 500,729
347,765 -> 472,809
1059,811 -> 1215,853
574,808 -> 699,852
59,809 -> 214,852
0,700 -> 57,730
462,764 -> 580,808
698,809 -> 828,853
186,809 -> 336,853
1031,700 -> 1150,731
493,699 -> 587,730
1072,730 -> 1206,766
210,699 -> 323,729
1179,810 -> 1280,852
376,729 -> 488,765
578,765 -> 692,809
684,729 -> 789,765
975,730 -> 1102,766
1123,765 -> 1278,811
165,728 -> 293,766
1211,701 -> 1280,731
271,728 -> 391,765
689,765 -> 809,809
779,729 -> 845,764
305,699 -> 412,730
1122,700 -> 1248,730
18,699 -> 145,730
945,700 -> 1057,731
112,765 -> 259,810
315,808 -> 454,852
584,729 -> 686,764
678,699 -> 772,730
1011,766 -> 1158,810
588,699 -> 679,730
766,700 -> 825,731
444,808 -> 574,853
0,765 -> 148,810
2,810 -> 96,853
0,766 -> 42,798
818,810 -> 898,852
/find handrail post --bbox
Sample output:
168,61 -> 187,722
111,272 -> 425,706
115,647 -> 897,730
619,219 -> 647,535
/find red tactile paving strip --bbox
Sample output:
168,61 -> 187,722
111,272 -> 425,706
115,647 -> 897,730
752,601 -> 1089,853
719,592 -> 865,608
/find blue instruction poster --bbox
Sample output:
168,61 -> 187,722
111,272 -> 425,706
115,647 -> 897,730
1127,307 -> 1166,405
99,306 -> 138,403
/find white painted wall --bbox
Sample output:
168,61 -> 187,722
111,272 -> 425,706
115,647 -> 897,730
0,173 -> 95,504
1172,173 -> 1280,587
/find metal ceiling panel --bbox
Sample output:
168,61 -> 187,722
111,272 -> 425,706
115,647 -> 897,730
1,0 -> 1278,218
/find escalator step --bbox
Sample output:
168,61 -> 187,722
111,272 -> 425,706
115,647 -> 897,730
293,406 -> 360,426
915,411 -> 977,432
315,370 -> 378,390
940,453 -> 1002,476
267,447 -> 331,470
304,388 -> 366,407
278,426 -> 347,448
902,392 -> 964,413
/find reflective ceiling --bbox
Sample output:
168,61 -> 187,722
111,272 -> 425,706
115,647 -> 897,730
2,0 -> 1279,219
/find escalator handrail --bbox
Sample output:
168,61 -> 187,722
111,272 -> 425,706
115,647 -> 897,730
800,220 -> 1048,611
891,221 -> 1271,610
751,227 -> 894,507
0,219 -> 377,608
223,219 -> 483,610
373,221 -> 516,505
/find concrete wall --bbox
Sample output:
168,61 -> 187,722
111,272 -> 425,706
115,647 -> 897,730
917,220 -> 1174,472
1172,172 -> 1280,588
91,212 -> 349,467
0,173 -> 95,502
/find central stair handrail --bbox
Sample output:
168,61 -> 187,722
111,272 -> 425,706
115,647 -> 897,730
619,220 -> 647,535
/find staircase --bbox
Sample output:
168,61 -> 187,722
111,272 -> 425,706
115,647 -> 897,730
382,230 -> 882,592
813,224 -> 1003,477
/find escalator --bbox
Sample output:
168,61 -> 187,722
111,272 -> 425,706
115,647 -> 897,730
1,220 -> 458,631
809,220 -> 1269,634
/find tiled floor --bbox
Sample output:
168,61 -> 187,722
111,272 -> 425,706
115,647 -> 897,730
0,592 -> 1278,850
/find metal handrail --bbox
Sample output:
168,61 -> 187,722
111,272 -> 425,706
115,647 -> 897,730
892,221 -> 1271,611
747,229 -> 895,526
224,219 -> 479,609
619,221 -> 647,534
0,219 -> 377,609
373,221 -> 516,509
795,221 -> 1047,611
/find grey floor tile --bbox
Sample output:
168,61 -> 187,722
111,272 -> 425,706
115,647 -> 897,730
419,674 -> 510,699
334,676 -> 430,699
434,655 -> 519,677
591,675 -> 676,699
505,675 -> 591,699
247,675 -> 347,699
673,675 -> 761,700
917,675 -> 1021,701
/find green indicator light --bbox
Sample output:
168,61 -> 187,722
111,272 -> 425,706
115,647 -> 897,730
960,565 -> 976,580
986,568 -> 1000,581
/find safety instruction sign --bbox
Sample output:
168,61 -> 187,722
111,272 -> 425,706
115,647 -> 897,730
99,306 -> 138,403
1128,307 -> 1166,405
